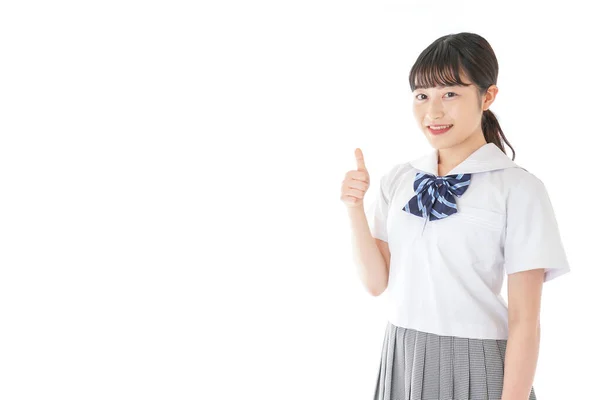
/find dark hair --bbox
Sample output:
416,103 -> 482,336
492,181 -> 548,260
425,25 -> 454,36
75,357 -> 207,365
408,32 -> 515,161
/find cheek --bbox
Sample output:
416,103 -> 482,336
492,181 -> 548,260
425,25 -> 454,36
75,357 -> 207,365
455,102 -> 480,121
447,107 -> 471,126
445,103 -> 461,118
412,103 -> 428,120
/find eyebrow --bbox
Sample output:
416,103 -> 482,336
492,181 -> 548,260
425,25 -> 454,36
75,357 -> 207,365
413,84 -> 471,91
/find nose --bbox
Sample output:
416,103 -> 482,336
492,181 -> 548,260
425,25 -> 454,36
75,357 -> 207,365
426,99 -> 444,120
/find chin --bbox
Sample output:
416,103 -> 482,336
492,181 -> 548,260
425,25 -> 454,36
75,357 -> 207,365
425,128 -> 467,144
426,136 -> 463,150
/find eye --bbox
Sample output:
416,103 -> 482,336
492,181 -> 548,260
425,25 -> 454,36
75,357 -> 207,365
414,92 -> 458,100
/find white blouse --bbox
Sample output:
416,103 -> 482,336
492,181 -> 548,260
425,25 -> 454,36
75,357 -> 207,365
366,142 -> 571,340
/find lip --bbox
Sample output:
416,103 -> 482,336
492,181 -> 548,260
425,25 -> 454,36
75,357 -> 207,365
428,124 -> 453,135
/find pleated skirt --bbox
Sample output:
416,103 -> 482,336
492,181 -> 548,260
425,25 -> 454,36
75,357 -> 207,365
374,321 -> 537,400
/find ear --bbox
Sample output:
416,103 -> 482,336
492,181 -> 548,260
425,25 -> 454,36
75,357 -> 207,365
482,85 -> 499,111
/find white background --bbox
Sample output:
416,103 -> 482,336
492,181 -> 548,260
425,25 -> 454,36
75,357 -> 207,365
0,1 -> 597,399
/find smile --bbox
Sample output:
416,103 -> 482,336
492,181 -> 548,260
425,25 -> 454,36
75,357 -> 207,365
428,125 -> 453,135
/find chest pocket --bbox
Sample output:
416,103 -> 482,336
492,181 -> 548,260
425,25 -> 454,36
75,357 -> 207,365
432,205 -> 506,266
457,205 -> 505,232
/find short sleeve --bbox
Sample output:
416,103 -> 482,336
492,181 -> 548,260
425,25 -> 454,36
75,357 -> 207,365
503,174 -> 571,282
366,173 -> 390,243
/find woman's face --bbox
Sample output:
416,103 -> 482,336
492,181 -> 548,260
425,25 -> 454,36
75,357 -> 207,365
412,73 -> 497,149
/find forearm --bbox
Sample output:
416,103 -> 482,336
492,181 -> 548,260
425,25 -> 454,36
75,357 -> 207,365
347,205 -> 388,296
501,320 -> 540,400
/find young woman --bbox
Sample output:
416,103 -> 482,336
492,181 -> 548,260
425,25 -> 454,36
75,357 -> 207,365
341,32 -> 570,399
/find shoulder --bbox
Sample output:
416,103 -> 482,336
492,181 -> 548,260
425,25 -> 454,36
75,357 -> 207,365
501,167 -> 551,205
501,165 -> 544,189
380,162 -> 412,189
382,161 -> 413,182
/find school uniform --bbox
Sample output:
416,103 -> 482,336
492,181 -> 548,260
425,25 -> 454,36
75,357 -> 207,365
366,142 -> 571,400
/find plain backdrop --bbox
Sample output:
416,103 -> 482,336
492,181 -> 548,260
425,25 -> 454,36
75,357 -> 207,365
0,1 -> 598,399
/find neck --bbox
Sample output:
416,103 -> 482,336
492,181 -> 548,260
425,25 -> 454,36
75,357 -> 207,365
437,131 -> 487,175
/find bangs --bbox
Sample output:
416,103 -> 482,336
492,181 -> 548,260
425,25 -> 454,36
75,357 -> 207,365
409,45 -> 471,91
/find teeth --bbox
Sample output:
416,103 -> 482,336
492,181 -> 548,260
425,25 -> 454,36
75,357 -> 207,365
430,125 -> 451,130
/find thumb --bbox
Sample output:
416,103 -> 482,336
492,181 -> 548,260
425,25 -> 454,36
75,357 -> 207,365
355,148 -> 367,171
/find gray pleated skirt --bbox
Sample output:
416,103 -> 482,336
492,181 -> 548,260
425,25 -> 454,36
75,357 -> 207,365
374,321 -> 537,400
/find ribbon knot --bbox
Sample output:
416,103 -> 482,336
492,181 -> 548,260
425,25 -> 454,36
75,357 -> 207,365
403,172 -> 472,220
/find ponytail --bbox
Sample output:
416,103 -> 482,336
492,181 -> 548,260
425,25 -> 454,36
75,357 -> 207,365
482,109 -> 515,161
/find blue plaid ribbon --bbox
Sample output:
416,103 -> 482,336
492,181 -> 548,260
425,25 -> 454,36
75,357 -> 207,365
403,172 -> 472,220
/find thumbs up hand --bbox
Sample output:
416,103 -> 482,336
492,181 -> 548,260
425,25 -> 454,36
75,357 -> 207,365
355,147 -> 367,172
340,148 -> 371,208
